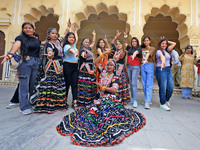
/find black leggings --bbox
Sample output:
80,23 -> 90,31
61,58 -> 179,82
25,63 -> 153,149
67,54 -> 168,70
63,62 -> 79,101
10,84 -> 19,103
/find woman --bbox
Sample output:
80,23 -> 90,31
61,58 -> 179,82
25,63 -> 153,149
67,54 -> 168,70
56,52 -> 146,147
179,45 -> 197,99
77,30 -> 97,107
124,30 -> 142,108
95,36 -> 110,82
63,25 -> 79,109
6,32 -> 40,109
140,36 -> 156,109
32,27 -> 68,113
0,22 -> 41,115
155,38 -> 176,111
111,30 -> 130,105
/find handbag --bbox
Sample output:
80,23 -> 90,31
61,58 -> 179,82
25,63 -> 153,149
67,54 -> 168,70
9,52 -> 22,70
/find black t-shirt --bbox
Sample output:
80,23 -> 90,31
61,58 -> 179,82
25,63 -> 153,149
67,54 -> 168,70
126,45 -> 142,58
15,35 -> 41,58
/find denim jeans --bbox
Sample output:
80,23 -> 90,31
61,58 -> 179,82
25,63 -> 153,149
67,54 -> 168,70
17,57 -> 40,111
155,66 -> 174,105
182,88 -> 192,98
127,65 -> 140,102
141,63 -> 154,103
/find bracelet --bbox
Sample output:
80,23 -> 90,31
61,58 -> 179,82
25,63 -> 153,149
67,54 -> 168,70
6,54 -> 12,60
100,53 -> 105,58
101,86 -> 106,92
124,35 -> 128,38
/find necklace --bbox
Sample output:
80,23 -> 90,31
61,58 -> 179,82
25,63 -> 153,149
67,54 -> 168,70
113,50 -> 122,61
100,72 -> 114,87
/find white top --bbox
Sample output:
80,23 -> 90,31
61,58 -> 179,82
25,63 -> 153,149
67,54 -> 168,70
171,50 -> 181,66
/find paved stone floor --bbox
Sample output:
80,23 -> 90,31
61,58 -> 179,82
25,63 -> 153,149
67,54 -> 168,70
0,86 -> 200,150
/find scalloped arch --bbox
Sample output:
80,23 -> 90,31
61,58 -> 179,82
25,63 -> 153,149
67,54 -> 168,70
24,5 -> 58,26
144,4 -> 188,40
74,2 -> 129,30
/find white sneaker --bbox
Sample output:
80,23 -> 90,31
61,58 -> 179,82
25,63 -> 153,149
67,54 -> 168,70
144,102 -> 150,109
160,104 -> 170,111
20,109 -> 32,115
6,103 -> 19,109
133,100 -> 138,108
166,101 -> 170,107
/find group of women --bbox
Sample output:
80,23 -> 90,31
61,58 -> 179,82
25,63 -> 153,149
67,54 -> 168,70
2,20 -> 197,146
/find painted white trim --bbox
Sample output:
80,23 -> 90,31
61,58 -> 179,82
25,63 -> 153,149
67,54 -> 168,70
139,0 -> 142,25
13,0 -> 17,24
18,0 -> 22,25
61,0 -> 65,25
190,0 -> 193,26
133,0 -> 136,26
196,0 -> 199,26
66,0 -> 70,22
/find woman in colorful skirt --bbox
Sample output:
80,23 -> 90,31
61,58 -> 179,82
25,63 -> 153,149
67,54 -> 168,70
179,45 -> 197,99
77,30 -> 97,106
140,36 -> 156,109
56,51 -> 146,147
32,27 -> 68,113
95,36 -> 110,82
110,30 -> 130,105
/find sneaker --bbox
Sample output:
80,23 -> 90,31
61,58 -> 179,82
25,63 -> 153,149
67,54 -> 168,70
6,103 -> 19,109
160,104 -> 170,111
133,100 -> 138,108
144,102 -> 150,109
142,101 -> 152,105
20,109 -> 32,115
166,101 -> 170,107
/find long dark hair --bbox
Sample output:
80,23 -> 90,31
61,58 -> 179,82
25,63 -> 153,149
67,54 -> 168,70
157,38 -> 169,56
141,36 -> 151,48
131,37 -> 140,48
96,38 -> 105,51
185,45 -> 193,54
20,22 -> 35,58
63,32 -> 76,47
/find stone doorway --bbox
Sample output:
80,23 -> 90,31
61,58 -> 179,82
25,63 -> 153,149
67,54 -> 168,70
35,14 -> 60,41
77,11 -> 128,52
143,14 -> 181,54
0,31 -> 5,80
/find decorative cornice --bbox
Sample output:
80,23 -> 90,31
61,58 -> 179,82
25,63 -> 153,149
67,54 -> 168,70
0,18 -> 11,26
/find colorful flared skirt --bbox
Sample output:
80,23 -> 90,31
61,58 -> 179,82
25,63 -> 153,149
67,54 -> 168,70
34,60 -> 68,113
117,66 -> 130,105
77,63 -> 97,106
56,95 -> 146,147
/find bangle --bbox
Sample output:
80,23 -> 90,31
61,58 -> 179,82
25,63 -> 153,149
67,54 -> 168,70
100,53 -> 105,58
6,54 -> 12,60
124,35 -> 128,38
101,86 -> 106,92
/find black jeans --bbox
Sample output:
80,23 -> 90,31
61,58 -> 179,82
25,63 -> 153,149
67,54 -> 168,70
10,84 -> 19,103
63,62 -> 78,101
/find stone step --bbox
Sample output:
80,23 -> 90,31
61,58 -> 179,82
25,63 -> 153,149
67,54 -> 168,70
1,81 -> 199,97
